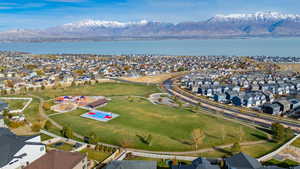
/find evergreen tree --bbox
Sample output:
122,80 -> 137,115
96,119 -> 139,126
61,126 -> 73,139
271,123 -> 286,143
44,120 -> 53,130
88,132 -> 99,144
231,142 -> 241,154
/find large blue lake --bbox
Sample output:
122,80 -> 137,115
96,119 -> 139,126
0,38 -> 299,56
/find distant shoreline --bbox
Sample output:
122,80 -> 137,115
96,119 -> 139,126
1,35 -> 300,43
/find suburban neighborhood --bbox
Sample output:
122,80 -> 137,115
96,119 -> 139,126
1,51 -> 300,169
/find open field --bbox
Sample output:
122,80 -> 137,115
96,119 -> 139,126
120,72 -> 188,84
0,99 -> 27,111
50,95 -> 268,152
278,63 -> 300,72
23,98 -> 45,124
198,142 -> 279,158
31,82 -> 160,100
263,159 -> 299,168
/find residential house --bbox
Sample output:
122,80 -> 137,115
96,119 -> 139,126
225,91 -> 239,101
0,101 -> 8,113
224,152 -> 284,169
262,103 -> 282,115
274,99 -> 291,113
172,157 -> 220,169
0,128 -> 46,169
213,93 -> 227,103
263,91 -> 274,103
24,150 -> 87,169
232,95 -> 246,107
104,161 -> 157,169
288,99 -> 300,110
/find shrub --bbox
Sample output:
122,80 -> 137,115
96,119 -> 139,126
31,123 -> 42,132
44,120 -> 53,130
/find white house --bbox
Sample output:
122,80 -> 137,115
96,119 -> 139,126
0,128 -> 46,169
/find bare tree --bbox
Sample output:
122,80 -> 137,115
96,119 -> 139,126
192,128 -> 205,150
221,125 -> 226,141
238,126 -> 244,142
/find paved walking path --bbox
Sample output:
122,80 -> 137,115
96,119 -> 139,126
30,93 -> 269,157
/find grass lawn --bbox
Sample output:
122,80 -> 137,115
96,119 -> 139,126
291,138 -> 300,148
198,142 -> 279,158
31,82 -> 160,100
23,98 -> 45,124
49,142 -> 74,151
50,96 -> 268,152
0,99 -> 28,111
263,159 -> 299,168
79,148 -> 111,162
40,133 -> 53,141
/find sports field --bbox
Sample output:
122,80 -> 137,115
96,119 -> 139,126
50,95 -> 268,152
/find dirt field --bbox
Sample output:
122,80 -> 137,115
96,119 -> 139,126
278,63 -> 300,72
120,72 -> 188,83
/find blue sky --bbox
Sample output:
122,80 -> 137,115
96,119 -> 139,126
0,0 -> 300,30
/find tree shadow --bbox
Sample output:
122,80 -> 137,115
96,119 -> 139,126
205,133 -> 219,139
255,126 -> 272,135
136,134 -> 148,145
212,146 -> 232,156
170,137 -> 194,146
251,133 -> 270,141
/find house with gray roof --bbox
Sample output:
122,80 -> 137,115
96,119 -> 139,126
104,160 -> 157,169
262,103 -> 282,115
274,99 -> 291,113
224,152 -> 285,169
288,99 -> 300,110
0,101 -> 8,113
172,157 -> 220,169
0,128 -> 46,169
214,93 -> 227,103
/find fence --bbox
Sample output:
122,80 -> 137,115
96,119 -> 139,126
258,134 -> 300,161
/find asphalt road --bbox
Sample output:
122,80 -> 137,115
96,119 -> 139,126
163,79 -> 300,133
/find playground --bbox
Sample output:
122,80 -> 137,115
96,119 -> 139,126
51,96 -> 108,113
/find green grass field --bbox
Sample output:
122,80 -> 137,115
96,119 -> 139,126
291,138 -> 300,148
50,95 -> 268,152
263,159 -> 299,168
49,142 -> 74,151
79,149 -> 111,162
23,98 -> 44,124
0,99 -> 27,111
198,142 -> 279,158
32,82 -> 160,100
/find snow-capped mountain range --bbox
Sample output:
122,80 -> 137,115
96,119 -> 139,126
1,11 -> 300,42
63,19 -> 149,28
212,11 -> 300,21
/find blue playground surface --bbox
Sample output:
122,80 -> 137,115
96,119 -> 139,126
80,110 -> 119,122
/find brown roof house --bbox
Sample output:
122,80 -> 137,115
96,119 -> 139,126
86,98 -> 107,109
24,150 -> 87,169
